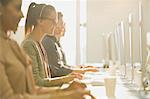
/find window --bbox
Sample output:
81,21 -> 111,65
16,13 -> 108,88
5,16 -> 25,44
80,0 -> 87,64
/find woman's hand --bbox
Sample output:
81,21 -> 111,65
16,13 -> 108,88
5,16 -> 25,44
65,80 -> 87,91
78,65 -> 99,72
47,75 -> 75,85
84,67 -> 99,72
50,89 -> 95,99
70,72 -> 84,80
61,75 -> 76,83
79,65 -> 95,69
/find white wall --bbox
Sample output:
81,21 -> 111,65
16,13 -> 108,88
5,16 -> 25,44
141,0 -> 150,65
86,0 -> 142,64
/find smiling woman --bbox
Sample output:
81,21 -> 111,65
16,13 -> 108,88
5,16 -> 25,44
0,0 -> 23,32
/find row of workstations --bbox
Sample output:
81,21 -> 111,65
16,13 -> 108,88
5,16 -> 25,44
108,0 -> 150,94
84,1 -> 150,98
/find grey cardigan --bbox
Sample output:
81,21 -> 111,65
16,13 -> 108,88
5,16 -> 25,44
42,35 -> 72,78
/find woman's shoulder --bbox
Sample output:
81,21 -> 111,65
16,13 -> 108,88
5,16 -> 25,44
21,37 -> 39,57
21,36 -> 36,48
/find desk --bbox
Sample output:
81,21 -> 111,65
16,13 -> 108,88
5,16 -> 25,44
83,69 -> 150,99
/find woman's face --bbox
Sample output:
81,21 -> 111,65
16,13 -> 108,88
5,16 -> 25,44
54,17 -> 65,38
1,0 -> 23,32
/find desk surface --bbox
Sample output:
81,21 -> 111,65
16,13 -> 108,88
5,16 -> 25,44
83,69 -> 150,99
